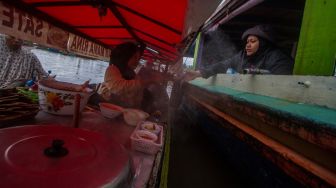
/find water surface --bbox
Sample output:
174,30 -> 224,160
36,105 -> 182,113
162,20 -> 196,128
32,49 -> 108,84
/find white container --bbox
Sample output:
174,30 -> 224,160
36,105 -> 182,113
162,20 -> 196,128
99,103 -> 124,119
123,109 -> 149,126
38,84 -> 93,115
130,123 -> 163,155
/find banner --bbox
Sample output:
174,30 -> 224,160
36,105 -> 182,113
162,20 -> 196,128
68,34 -> 110,61
0,2 -> 68,50
0,2 -> 110,61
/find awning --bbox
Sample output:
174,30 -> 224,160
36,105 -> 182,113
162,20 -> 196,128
3,0 -> 189,63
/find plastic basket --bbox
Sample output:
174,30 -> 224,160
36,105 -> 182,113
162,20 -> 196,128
130,122 -> 163,155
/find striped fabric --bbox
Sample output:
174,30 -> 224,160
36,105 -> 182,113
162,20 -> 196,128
0,35 -> 47,88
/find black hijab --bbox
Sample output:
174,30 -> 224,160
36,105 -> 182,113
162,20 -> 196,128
245,37 -> 273,67
109,42 -> 139,80
241,25 -> 276,69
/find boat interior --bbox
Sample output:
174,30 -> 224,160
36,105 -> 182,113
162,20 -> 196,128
0,0 -> 335,187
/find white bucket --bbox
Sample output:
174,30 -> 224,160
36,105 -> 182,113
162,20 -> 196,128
38,84 -> 93,115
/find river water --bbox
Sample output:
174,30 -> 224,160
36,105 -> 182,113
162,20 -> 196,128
32,48 -> 173,97
32,49 -> 109,84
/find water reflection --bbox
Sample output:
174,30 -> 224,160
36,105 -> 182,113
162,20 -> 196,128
32,49 -> 108,84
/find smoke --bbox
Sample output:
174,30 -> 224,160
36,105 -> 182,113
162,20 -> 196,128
166,29 -> 240,114
201,28 -> 238,67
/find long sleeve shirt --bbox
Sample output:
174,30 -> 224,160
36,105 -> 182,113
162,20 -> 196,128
98,65 -> 143,108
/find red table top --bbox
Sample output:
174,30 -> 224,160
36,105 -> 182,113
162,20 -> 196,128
0,125 -> 130,188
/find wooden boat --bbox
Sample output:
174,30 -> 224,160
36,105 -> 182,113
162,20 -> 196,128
0,0 -> 191,187
167,0 -> 336,187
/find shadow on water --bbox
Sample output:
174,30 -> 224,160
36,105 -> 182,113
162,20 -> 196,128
32,49 -> 109,84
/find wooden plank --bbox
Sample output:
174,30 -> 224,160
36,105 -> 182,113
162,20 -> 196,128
184,83 -> 336,171
190,74 -> 336,109
189,95 -> 336,187
294,0 -> 336,75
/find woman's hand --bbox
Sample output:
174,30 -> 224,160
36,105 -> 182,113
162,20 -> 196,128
139,71 -> 166,86
182,70 -> 201,82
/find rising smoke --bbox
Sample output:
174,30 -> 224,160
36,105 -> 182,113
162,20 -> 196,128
200,28 -> 238,67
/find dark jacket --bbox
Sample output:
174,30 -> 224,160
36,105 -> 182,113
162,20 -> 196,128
200,25 -> 294,78
200,47 -> 294,78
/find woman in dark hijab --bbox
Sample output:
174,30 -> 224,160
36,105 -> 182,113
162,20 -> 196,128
97,42 -> 163,108
184,25 -> 294,80
109,42 -> 140,80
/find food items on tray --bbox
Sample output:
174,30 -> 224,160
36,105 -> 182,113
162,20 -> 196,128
0,88 -> 39,124
135,130 -> 158,142
130,123 -> 163,155
144,123 -> 155,130
140,121 -> 161,135
17,88 -> 39,103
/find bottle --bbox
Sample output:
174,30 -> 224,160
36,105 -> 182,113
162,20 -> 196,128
26,79 -> 35,87
243,68 -> 270,74
226,68 -> 236,74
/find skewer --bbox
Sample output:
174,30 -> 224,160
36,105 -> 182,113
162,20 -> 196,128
72,94 -> 81,128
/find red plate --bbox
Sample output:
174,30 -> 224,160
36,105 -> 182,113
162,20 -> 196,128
0,125 -> 130,188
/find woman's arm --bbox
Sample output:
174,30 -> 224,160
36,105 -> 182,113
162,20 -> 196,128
103,66 -> 143,94
182,53 -> 242,82
200,53 -> 241,78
